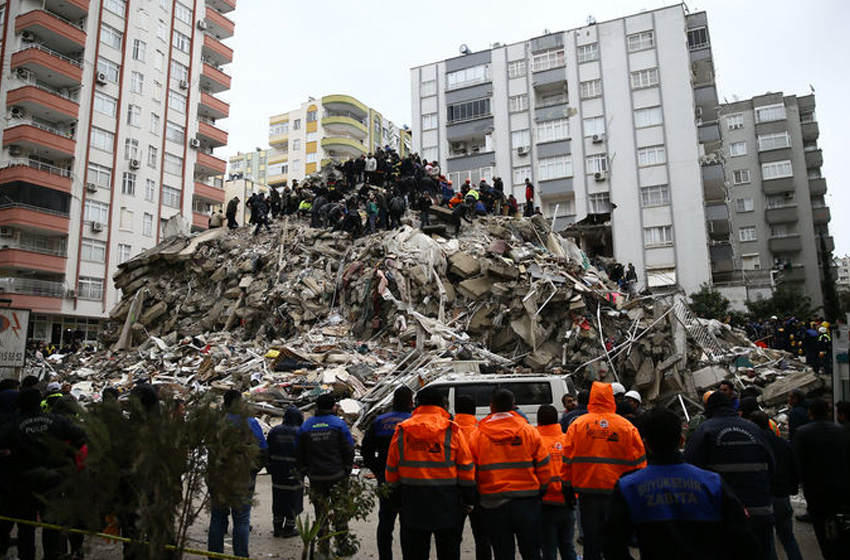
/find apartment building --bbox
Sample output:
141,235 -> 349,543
228,148 -> 268,186
718,93 -> 833,307
265,95 -> 411,186
835,255 -> 850,294
410,5 -> 715,295
0,0 -> 235,345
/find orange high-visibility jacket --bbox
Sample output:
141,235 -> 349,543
537,423 -> 568,505
469,410 -> 550,506
562,382 -> 646,495
454,413 -> 478,440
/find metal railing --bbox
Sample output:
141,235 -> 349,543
0,235 -> 67,257
324,111 -> 366,125
29,8 -> 86,31
11,70 -> 81,102
0,276 -> 65,297
1,159 -> 73,179
0,201 -> 70,217
13,44 -> 83,67
6,119 -> 75,139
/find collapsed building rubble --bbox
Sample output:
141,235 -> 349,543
25,212 -> 830,430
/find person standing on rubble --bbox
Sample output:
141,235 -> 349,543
362,386 -> 414,560
523,178 -> 535,217
267,406 -> 304,538
365,153 -> 378,185
226,196 -> 240,229
253,195 -> 272,236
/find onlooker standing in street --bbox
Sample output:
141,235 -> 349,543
786,389 -> 809,441
560,389 -> 589,433
536,405 -> 577,560
454,395 -> 491,560
267,406 -> 304,538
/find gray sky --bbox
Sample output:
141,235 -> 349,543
222,0 -> 849,256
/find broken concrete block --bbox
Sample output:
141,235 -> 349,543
691,365 -> 728,389
457,276 -> 490,299
448,251 -> 480,278
139,301 -> 169,327
484,260 -> 520,280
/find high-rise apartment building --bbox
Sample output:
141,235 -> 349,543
410,5 -> 716,295
265,95 -> 411,186
228,148 -> 269,186
0,0 -> 235,345
718,93 -> 833,307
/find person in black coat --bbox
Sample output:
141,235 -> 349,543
267,406 -> 304,538
786,389 -> 809,440
560,389 -> 589,433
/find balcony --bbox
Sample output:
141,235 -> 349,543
7,85 -> 79,122
200,63 -> 231,94
0,160 -> 73,194
0,203 -> 70,234
202,34 -> 233,67
761,176 -> 796,196
198,120 -> 228,147
194,180 -> 225,204
777,265 -> 807,284
768,234 -> 802,253
812,206 -> 831,224
817,235 -> 835,254
44,0 -> 89,20
0,247 -> 67,274
199,92 -> 229,120
809,177 -> 826,197
320,136 -> 367,158
195,151 -> 227,175
0,277 -> 65,313
204,6 -> 235,39
801,121 -> 819,142
207,0 -> 236,14
804,148 -> 823,169
322,115 -> 368,138
700,162 -> 725,200
16,10 -> 87,53
11,45 -> 83,88
765,205 -> 799,224
192,212 -> 208,230
322,94 -> 368,120
4,122 -> 76,159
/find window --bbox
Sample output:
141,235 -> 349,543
91,128 -> 114,153
157,20 -> 168,42
589,193 -> 611,214
767,193 -> 793,209
739,226 -> 757,242
538,155 -> 572,181
129,71 -> 144,94
268,162 -> 288,176
586,154 -> 608,174
420,80 -> 437,96
446,64 -> 490,90
508,60 -> 527,79
729,141 -> 747,157
153,81 -> 163,103
577,43 -> 599,63
630,68 -> 659,89
154,50 -> 165,72
755,104 -> 786,123
78,277 -> 104,300
536,118 -> 569,143
124,138 -> 139,160
736,198 -> 754,212
306,110 -> 317,122
150,113 -> 161,135
292,139 -> 301,151
511,129 -> 530,149
641,185 -> 670,207
87,163 -> 112,188
84,200 -> 109,223
634,106 -> 663,128
93,92 -> 117,117
132,39 -> 146,61
126,104 -> 141,127
292,119 -> 301,130
162,186 -> 180,208
531,49 -> 565,72
509,94 -> 529,112
580,79 -> 602,99
104,0 -> 126,17
758,132 -> 791,151
269,122 -> 288,136
583,116 -> 605,137
421,147 -> 438,163
81,238 -> 107,262
741,254 -> 760,271
143,213 -> 153,236
164,153 -> 182,176
171,60 -> 189,82
637,146 -> 666,167
175,2 -> 193,24
732,169 -> 751,185
145,179 -> 156,201
101,24 -> 123,50
173,30 -> 191,53
118,244 -> 132,264
447,98 -> 491,123
513,166 -> 531,185
122,172 -> 136,195
97,57 -> 120,83
628,31 -> 655,51
168,90 -> 187,113
644,226 -> 673,247
306,131 -> 318,142
147,146 -> 158,168
306,153 -> 317,164
120,207 -> 134,230
726,114 -> 744,130
762,160 -> 793,180
688,27 -> 709,50
421,113 -> 438,131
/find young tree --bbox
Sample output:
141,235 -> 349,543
819,235 -> 843,322
688,283 -> 731,320
746,285 -> 813,320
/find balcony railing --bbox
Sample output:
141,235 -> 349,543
12,70 -> 81,102
0,277 -> 65,297
2,158 -> 73,179
0,201 -> 70,218
8,119 -> 76,139
324,110 -> 366,125
13,44 -> 83,68
0,236 -> 67,257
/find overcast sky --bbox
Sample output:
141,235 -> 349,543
221,0 -> 849,256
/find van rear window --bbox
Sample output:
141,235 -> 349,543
501,382 -> 553,406
455,383 -> 497,408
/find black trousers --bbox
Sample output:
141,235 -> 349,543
400,524 -> 463,560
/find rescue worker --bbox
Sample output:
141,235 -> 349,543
469,389 -> 550,560
40,381 -> 64,412
384,388 -> 475,560
604,407 -> 758,560
362,386 -> 414,560
454,395 -> 491,560
225,196 -> 239,229
561,382 -> 646,560
266,406 -> 304,538
817,326 -> 832,375
536,405 -> 577,560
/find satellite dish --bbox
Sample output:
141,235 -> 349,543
459,44 -> 470,55
587,15 -> 597,25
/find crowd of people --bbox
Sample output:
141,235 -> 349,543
744,316 -> 834,374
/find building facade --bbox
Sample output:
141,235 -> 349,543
265,95 -> 411,186
228,148 -> 268,186
0,0 -> 235,345
717,93 -> 833,308
835,255 -> 850,294
410,5 -> 715,295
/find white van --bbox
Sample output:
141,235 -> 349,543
425,374 -> 576,425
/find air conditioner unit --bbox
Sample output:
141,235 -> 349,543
451,141 -> 466,152
517,146 -> 528,156
16,68 -> 28,79
197,20 -> 208,30
189,138 -> 201,149
594,171 -> 608,182
21,31 -> 35,42
592,134 -> 605,144
96,72 -> 108,85
179,79 -> 189,90
85,182 -> 98,193
7,145 -> 22,157
129,159 -> 141,170
65,289 -> 76,299
90,221 -> 103,232
0,227 -> 13,238
9,106 -> 25,118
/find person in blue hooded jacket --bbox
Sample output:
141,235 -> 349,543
267,406 -> 304,538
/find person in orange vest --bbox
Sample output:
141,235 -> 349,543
536,405 -> 577,560
455,395 -> 492,560
385,388 -> 475,560
561,382 -> 646,560
469,389 -> 550,560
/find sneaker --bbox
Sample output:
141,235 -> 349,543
281,527 -> 299,539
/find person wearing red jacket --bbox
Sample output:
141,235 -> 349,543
385,388 -> 475,560
536,405 -> 577,560
469,389 -> 550,560
562,382 -> 646,560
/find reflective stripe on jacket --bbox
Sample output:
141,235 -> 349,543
470,410 -> 550,506
562,382 -> 646,495
537,423 -> 567,505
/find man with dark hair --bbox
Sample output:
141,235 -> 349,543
560,390 -> 589,433
787,389 -> 809,440
267,406 -> 304,538
453,395 -> 490,560
536,405 -> 577,560
793,399 -> 850,559
385,388 -> 475,560
605,407 -> 758,559
718,380 -> 739,411
362,386 -> 414,560
469,389 -> 550,560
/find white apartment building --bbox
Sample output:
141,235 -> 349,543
0,0 -> 235,345
410,5 -> 714,294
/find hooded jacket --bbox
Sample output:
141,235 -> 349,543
537,423 -> 568,505
469,410 -> 550,507
562,382 -> 646,495
453,413 -> 478,440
